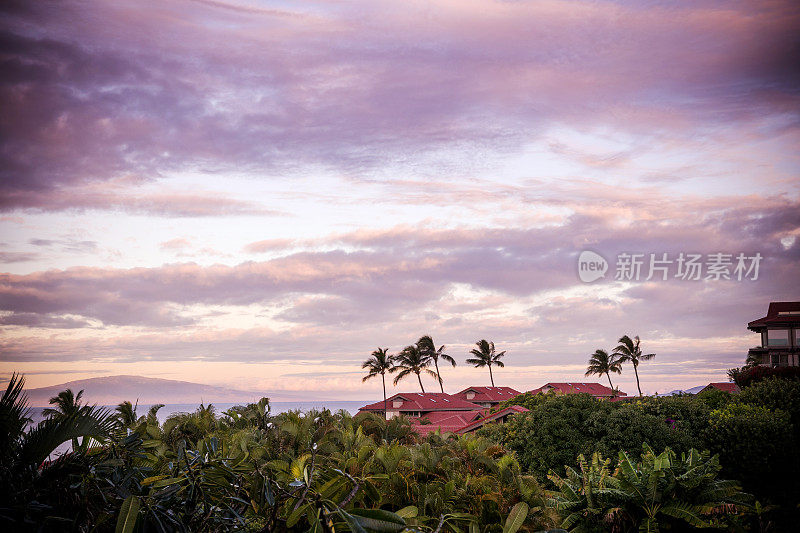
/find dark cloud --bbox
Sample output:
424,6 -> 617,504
0,251 -> 39,263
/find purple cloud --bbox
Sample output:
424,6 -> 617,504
1,197 -> 796,345
1,0 -> 798,213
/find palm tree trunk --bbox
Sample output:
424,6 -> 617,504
633,362 -> 642,396
381,372 -> 387,420
488,364 -> 495,387
606,372 -> 615,397
416,372 -> 425,393
434,359 -> 444,393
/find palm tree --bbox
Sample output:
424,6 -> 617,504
362,347 -> 393,417
466,339 -> 506,387
613,335 -> 655,397
116,400 -> 139,429
585,349 -> 622,394
390,344 -> 437,392
42,388 -> 84,418
43,388 -> 86,449
417,335 -> 456,393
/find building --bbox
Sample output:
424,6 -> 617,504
697,382 -> 740,394
452,386 -> 521,408
358,392 -> 483,419
358,389 -> 527,435
455,405 -> 529,434
528,382 -> 627,399
747,302 -> 800,367
656,383 -> 739,396
413,411 -> 485,436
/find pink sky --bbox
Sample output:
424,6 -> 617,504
1,0 -> 799,399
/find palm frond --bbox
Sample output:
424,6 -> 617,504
0,372 -> 30,456
20,406 -> 116,466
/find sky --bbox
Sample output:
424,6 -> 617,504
1,0 -> 799,401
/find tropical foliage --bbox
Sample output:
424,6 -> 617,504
548,445 -> 750,532
6,371 -> 800,531
488,379 -> 800,531
2,372 -> 555,532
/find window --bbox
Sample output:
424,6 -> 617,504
761,331 -> 768,347
771,353 -> 780,366
767,329 -> 790,347
780,354 -> 789,367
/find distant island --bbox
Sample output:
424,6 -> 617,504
24,375 -> 300,406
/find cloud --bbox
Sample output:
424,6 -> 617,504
1,196 -> 797,337
160,238 -> 192,251
0,252 -> 39,263
29,238 -> 98,253
1,0 -> 798,213
243,239 -> 295,253
0,312 -> 91,329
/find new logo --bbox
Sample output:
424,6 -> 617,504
578,250 -> 608,283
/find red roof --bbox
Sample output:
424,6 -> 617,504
528,382 -> 626,397
456,405 -> 529,434
359,392 -> 482,412
453,386 -> 521,403
700,382 -> 740,394
412,410 -> 485,436
748,302 -> 800,330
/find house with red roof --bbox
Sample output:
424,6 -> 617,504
747,302 -> 800,367
452,386 -> 521,408
528,382 -> 626,399
359,392 -> 483,419
413,410 -> 486,436
698,382 -> 740,394
456,405 -> 529,434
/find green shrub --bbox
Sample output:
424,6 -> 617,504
547,445 -> 750,532
705,402 -> 796,505
481,394 -> 609,476
737,377 -> 800,437
585,404 -> 697,456
484,394 -> 697,478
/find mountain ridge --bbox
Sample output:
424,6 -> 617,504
23,375 -> 313,406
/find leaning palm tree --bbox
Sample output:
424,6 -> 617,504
362,347 -> 393,417
585,349 -> 622,394
42,388 -> 84,418
417,335 -> 457,393
466,339 -> 506,387
115,400 -> 139,429
43,388 -> 86,449
613,335 -> 655,397
391,344 -> 437,392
